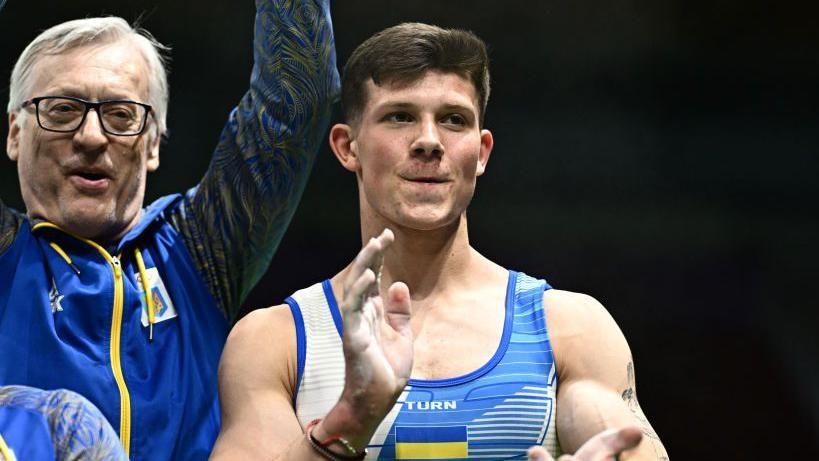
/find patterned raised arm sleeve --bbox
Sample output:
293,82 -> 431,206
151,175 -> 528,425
0,200 -> 23,256
169,0 -> 339,320
0,386 -> 127,460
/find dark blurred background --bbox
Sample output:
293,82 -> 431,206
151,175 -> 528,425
1,1 -> 817,458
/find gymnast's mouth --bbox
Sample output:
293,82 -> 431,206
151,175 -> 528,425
76,172 -> 108,181
400,175 -> 451,184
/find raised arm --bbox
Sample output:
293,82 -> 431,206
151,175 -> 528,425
211,230 -> 413,460
0,200 -> 23,256
170,0 -> 340,321
545,290 -> 669,460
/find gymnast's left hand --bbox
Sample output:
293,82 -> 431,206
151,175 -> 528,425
527,426 -> 642,461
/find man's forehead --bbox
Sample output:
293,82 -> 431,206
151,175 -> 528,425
29,41 -> 149,98
363,71 -> 479,111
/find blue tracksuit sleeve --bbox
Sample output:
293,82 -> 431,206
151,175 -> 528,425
169,0 -> 339,321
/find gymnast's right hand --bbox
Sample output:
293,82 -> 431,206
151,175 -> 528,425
314,228 -> 414,451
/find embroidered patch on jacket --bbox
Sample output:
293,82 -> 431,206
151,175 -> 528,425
49,278 -> 64,314
135,267 -> 178,326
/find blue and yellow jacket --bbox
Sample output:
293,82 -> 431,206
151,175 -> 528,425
0,1 -> 338,459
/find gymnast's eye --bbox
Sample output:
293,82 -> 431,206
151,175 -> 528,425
385,112 -> 414,123
441,113 -> 467,127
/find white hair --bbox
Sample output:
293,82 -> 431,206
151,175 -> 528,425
7,17 -> 170,135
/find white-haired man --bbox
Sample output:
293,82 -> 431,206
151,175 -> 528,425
0,0 -> 338,459
214,23 -> 668,460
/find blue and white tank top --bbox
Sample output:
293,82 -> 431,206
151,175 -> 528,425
286,271 -> 561,460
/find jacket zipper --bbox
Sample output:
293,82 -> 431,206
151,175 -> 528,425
32,223 -> 132,456
109,255 -> 131,456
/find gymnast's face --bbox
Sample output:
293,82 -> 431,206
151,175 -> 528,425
6,40 -> 160,241
331,70 -> 493,231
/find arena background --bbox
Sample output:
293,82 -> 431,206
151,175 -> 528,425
1,1 -> 816,458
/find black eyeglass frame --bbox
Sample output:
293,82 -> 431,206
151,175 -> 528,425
21,96 -> 153,137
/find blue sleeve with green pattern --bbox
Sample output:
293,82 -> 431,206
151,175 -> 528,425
0,385 -> 127,461
168,0 -> 339,321
0,201 -> 23,257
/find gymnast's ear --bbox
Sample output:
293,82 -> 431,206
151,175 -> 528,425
329,123 -> 360,173
476,128 -> 494,177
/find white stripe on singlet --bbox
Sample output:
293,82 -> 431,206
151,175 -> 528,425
292,283 -> 345,424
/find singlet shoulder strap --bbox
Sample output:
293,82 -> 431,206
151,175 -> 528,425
510,271 -> 552,321
513,271 -> 552,295
508,271 -> 561,455
286,280 -> 345,426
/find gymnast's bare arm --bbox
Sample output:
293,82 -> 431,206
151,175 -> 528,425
211,230 -> 413,460
535,290 -> 669,460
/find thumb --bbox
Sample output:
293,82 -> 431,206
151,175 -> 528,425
573,426 -> 642,459
527,446 -> 555,461
384,281 -> 411,334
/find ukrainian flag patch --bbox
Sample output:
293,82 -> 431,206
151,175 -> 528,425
135,267 -> 177,326
394,426 -> 468,459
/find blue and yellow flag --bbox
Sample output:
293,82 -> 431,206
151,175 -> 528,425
394,426 -> 468,460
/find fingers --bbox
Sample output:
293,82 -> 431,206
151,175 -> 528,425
372,295 -> 385,328
384,281 -> 411,334
342,229 -> 394,312
344,229 -> 394,294
572,426 -> 642,460
527,446 -> 555,461
528,426 -> 641,461
367,229 -> 393,297
342,268 -> 376,316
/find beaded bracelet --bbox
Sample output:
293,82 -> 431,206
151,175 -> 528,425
305,419 -> 367,461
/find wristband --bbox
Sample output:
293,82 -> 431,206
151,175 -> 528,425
305,419 -> 367,461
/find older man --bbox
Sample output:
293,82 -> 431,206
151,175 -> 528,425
0,0 -> 338,459
214,23 -> 668,460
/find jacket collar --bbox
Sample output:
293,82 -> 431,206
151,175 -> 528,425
29,193 -> 182,253
116,193 -> 182,253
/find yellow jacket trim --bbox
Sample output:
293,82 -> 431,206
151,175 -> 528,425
0,432 -> 14,461
47,242 -> 80,274
134,247 -> 156,341
32,222 -> 132,456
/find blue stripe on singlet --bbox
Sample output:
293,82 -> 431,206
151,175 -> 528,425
322,279 -> 344,337
406,272 -> 517,388
285,297 -> 307,401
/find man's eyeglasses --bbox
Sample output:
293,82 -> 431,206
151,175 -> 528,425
21,96 -> 153,136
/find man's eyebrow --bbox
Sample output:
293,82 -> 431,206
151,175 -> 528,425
40,86 -> 84,98
42,86 -> 138,101
374,101 -> 476,114
374,101 -> 417,111
440,103 -> 476,114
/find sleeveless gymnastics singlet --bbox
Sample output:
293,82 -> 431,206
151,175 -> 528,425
286,271 -> 561,460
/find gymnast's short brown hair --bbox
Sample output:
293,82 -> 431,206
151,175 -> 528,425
341,22 -> 491,126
